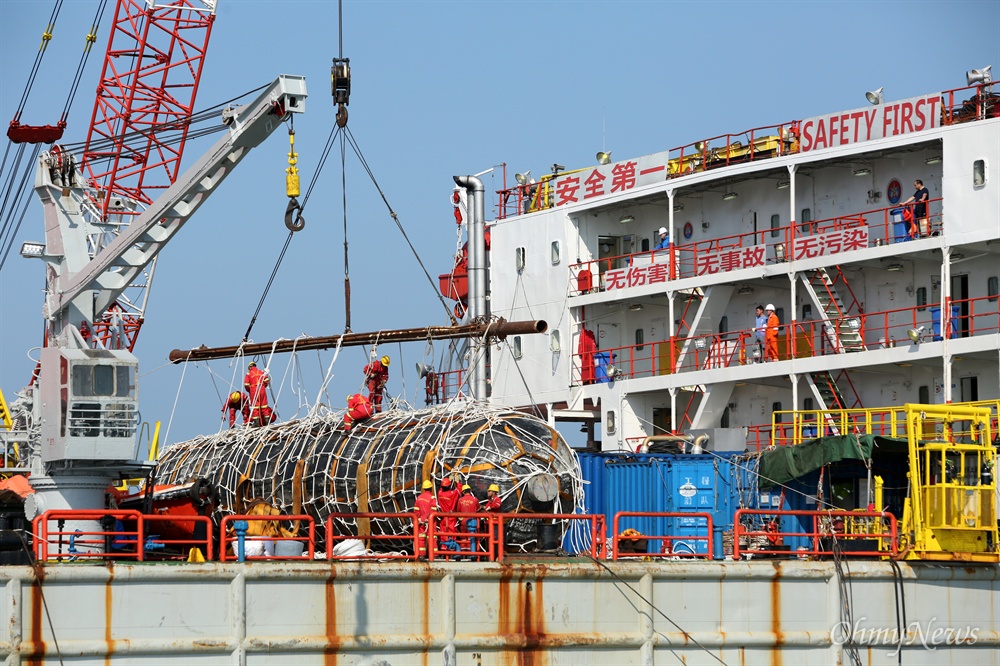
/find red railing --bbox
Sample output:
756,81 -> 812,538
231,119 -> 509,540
428,368 -> 467,404
611,512 -> 714,560
326,512 -> 421,561
733,509 -> 897,559
219,514 -> 316,562
426,511 -> 499,562
32,510 -> 213,562
941,82 -> 999,125
494,513 -> 605,562
574,294 -> 998,385
567,200 -> 944,296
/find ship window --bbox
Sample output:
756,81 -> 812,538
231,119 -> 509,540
802,304 -> 812,321
72,365 -> 92,396
512,336 -> 522,359
804,398 -> 814,411
93,365 -> 114,396
635,328 -> 644,351
515,247 -> 526,273
918,385 -> 929,403
770,214 -> 781,238
641,238 -> 649,252
606,410 -> 616,435
800,208 -> 812,233
988,276 -> 998,302
550,330 -> 561,352
916,287 -> 928,311
116,366 -> 134,398
773,402 -> 783,422
775,307 -> 785,324
973,159 -> 986,187
550,240 -> 560,265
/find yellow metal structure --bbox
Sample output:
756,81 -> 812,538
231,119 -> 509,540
772,398 -> 1000,447
899,403 -> 998,562
114,421 -> 161,491
0,388 -> 12,430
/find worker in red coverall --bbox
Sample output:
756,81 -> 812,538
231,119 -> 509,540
414,480 -> 436,560
343,393 -> 374,431
244,361 -> 275,426
436,477 -> 460,556
764,304 -> 780,362
222,391 -> 250,428
363,354 -> 390,412
480,483 -> 502,536
456,484 -> 481,555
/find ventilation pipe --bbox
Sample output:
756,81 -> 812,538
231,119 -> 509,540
453,175 -> 488,399
635,433 -> 709,454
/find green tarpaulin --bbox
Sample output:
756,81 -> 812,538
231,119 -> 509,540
758,434 -> 906,490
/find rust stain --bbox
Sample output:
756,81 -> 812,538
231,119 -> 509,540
27,565 -> 44,666
497,567 -> 547,666
420,576 -> 430,666
105,564 -> 115,665
323,567 -> 339,666
770,562 -> 783,666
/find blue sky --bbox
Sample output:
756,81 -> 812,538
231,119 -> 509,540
1,0 -> 997,447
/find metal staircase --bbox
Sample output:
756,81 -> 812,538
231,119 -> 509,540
801,268 -> 866,353
807,371 -> 848,414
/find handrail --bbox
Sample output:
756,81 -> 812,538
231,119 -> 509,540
219,514 -> 315,562
326,512 -> 421,561
426,511 -> 498,562
573,292 -> 998,385
498,81 -> 994,221
493,513 -> 605,562
733,509 -> 897,559
568,199 -> 944,295
611,511 -> 714,560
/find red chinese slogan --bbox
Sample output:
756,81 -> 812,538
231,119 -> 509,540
554,151 -> 671,207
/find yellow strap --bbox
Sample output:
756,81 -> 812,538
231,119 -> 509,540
285,130 -> 300,197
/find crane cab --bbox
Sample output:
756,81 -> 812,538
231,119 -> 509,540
38,347 -> 141,465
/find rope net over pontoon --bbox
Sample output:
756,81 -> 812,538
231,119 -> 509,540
153,401 -> 584,551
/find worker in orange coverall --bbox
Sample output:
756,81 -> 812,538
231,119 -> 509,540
764,304 -> 780,362
483,484 -> 502,513
222,391 -> 250,428
456,484 -> 481,555
414,479 -> 436,560
244,361 -> 275,426
343,393 -> 374,431
363,354 -> 390,412
436,477 -> 461,555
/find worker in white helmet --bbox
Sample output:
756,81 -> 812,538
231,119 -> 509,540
654,226 -> 670,250
764,304 -> 780,362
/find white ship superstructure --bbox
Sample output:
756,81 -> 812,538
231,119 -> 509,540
485,81 -> 999,454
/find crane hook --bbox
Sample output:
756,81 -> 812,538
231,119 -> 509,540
285,198 -> 305,232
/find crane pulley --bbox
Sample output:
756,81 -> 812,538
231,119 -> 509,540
332,58 -> 351,128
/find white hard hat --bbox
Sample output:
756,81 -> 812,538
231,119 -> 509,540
765,303 -> 775,311
658,227 -> 668,235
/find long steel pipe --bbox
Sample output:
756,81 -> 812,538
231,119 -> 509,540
169,319 -> 546,363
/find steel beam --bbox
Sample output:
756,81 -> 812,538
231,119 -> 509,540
169,319 -> 547,363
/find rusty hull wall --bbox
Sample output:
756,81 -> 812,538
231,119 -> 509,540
0,560 -> 997,665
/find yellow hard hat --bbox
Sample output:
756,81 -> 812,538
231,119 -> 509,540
422,480 -> 433,489
381,355 -> 390,366
248,361 -> 256,367
462,484 -> 471,491
230,391 -> 242,402
488,484 -> 500,492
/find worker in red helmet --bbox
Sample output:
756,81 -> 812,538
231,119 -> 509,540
456,484 -> 481,555
414,479 -> 436,560
363,354 -> 390,412
343,393 -> 374,432
436,477 -> 461,556
244,361 -> 275,427
222,390 -> 250,428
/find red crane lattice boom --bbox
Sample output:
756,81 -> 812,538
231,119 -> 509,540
81,0 -> 217,350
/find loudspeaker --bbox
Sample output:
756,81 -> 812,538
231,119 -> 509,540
967,66 -> 992,86
415,363 -> 433,379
